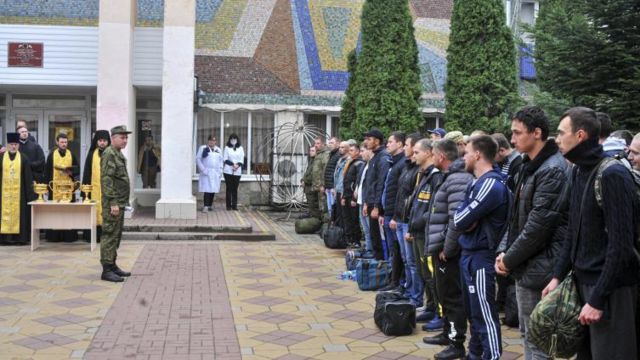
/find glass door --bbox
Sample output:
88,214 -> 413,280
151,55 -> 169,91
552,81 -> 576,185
44,111 -> 88,178
12,110 -> 44,143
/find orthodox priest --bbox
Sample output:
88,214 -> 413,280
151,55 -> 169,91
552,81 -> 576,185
45,132 -> 80,242
0,133 -> 35,245
82,130 -> 110,242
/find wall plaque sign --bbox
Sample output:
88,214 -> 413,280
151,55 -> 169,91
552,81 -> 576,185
8,42 -> 43,67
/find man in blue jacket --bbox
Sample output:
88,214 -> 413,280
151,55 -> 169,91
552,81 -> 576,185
363,128 -> 391,260
454,135 -> 510,360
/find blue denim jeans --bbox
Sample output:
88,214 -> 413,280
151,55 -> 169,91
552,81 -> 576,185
359,205 -> 372,252
325,189 -> 335,219
395,222 -> 412,290
398,224 -> 423,306
382,215 -> 395,261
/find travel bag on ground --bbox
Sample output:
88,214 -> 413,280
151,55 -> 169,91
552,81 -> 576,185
355,258 -> 391,291
374,292 -> 416,336
323,223 -> 346,249
294,217 -> 323,234
528,272 -> 585,358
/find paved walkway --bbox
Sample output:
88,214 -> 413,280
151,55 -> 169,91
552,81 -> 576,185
1,212 -> 525,359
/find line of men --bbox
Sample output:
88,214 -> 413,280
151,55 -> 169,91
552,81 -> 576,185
305,106 -> 640,360
0,123 -> 133,283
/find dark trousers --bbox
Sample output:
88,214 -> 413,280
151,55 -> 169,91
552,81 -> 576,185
367,207 -> 384,260
434,254 -> 467,345
203,192 -> 215,207
577,284 -> 637,360
306,190 -> 321,219
333,192 -> 343,226
341,200 -> 361,245
141,166 -> 158,188
223,173 -> 240,209
462,251 -> 502,360
414,236 -> 437,311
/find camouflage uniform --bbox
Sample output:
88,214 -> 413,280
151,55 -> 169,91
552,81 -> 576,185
303,155 -> 319,218
312,148 -> 330,221
100,145 -> 130,266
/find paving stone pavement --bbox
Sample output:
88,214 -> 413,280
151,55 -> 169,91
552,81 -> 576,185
1,210 -> 525,359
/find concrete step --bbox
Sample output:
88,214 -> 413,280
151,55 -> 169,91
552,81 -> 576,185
122,232 -> 275,241
123,224 -> 252,233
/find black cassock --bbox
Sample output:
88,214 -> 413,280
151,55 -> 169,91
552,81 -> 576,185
44,149 -> 80,242
0,151 -> 35,245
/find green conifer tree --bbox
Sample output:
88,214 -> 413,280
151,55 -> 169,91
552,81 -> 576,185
445,0 -> 519,134
340,50 -> 359,140
351,0 -> 423,136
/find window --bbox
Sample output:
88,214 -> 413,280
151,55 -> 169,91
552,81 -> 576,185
136,97 -> 162,189
196,109 -> 274,177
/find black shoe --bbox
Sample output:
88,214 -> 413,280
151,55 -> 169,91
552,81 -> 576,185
101,265 -> 124,283
378,282 -> 399,292
423,333 -> 449,346
113,264 -> 131,277
434,344 -> 466,360
416,310 -> 436,323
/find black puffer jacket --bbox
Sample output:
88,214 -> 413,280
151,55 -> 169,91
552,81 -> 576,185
342,157 -> 364,201
498,140 -> 569,290
383,153 -> 406,217
365,146 -> 391,209
393,159 -> 420,223
408,166 -> 443,237
425,158 -> 473,257
323,149 -> 340,189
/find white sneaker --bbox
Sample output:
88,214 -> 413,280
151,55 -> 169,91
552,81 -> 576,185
201,206 -> 209,213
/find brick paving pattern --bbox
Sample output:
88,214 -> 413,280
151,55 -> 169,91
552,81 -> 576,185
84,244 -> 241,360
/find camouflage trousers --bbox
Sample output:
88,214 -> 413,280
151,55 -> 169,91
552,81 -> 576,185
100,208 -> 124,265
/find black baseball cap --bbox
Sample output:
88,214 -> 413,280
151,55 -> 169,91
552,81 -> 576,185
363,128 -> 384,142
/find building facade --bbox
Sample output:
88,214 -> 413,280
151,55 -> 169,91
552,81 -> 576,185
0,0 -> 452,218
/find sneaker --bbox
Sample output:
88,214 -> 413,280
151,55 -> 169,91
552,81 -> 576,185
434,344 -> 466,360
416,310 -> 436,323
422,315 -> 444,332
423,332 -> 449,346
202,206 -> 209,213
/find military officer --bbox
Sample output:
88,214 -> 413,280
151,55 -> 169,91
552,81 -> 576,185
100,125 -> 132,283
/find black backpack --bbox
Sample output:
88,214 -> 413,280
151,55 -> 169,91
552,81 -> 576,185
323,223 -> 346,249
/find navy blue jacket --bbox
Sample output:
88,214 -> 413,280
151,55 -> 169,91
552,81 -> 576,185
383,152 -> 407,217
454,169 -> 510,253
365,146 -> 392,209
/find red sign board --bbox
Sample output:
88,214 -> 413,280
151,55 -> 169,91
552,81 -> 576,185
8,42 -> 43,67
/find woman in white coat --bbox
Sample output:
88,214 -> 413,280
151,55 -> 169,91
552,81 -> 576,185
196,135 -> 223,212
223,133 -> 244,210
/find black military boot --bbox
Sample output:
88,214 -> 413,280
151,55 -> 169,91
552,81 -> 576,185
423,332 -> 449,346
113,263 -> 131,277
101,264 -> 124,283
434,343 -> 466,360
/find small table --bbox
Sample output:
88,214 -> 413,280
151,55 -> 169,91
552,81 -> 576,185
29,202 -> 97,252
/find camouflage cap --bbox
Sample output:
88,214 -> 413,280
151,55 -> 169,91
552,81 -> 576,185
110,125 -> 132,136
444,131 -> 465,143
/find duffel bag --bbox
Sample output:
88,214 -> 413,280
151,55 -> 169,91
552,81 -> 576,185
294,217 -> 322,234
356,258 -> 390,291
528,272 -> 585,358
374,292 -> 415,336
323,223 -> 346,249
345,248 -> 363,271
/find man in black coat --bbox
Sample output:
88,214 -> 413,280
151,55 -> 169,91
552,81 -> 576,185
495,107 -> 569,359
341,143 -> 364,246
0,133 -> 35,245
363,129 -> 391,260
322,137 -> 340,220
17,126 -> 45,183
546,107 -> 639,359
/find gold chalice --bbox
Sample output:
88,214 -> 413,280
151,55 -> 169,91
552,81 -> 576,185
33,183 -> 48,202
48,180 -> 80,203
80,184 -> 93,203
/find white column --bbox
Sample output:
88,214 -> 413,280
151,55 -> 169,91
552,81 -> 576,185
96,0 -> 137,207
156,0 -> 197,219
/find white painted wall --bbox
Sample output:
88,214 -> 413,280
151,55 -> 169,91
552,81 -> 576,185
0,24 -> 163,87
0,24 -> 99,86
133,27 -> 163,86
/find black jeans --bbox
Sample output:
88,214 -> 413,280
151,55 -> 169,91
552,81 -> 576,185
341,199 -> 361,245
367,207 -> 384,260
223,173 -> 241,209
203,192 -> 215,207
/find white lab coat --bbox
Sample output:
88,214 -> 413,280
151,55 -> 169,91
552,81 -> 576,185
196,145 -> 223,193
223,145 -> 245,176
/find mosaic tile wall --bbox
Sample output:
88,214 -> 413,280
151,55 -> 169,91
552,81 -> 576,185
0,0 -> 451,102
